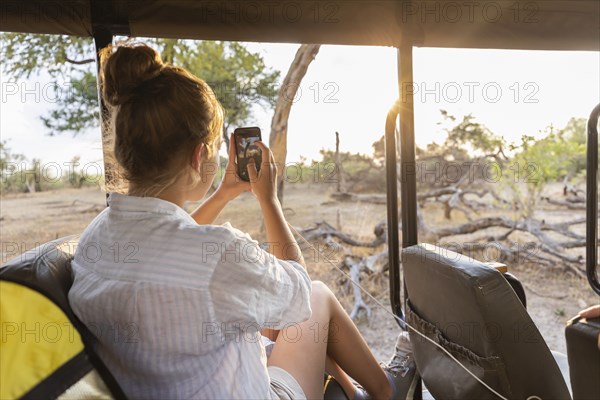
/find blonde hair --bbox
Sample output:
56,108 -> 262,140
99,41 -> 224,197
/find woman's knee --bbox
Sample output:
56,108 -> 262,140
311,280 -> 334,304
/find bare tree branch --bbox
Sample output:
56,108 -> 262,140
64,57 -> 95,65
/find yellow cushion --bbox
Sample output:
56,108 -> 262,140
1,281 -> 84,398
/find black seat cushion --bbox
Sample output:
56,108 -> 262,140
566,316 -> 600,399
1,235 -> 128,399
402,243 -> 571,399
1,234 -> 80,317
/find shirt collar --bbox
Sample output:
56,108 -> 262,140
107,192 -> 194,222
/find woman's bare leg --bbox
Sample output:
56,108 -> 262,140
325,355 -> 358,399
267,281 -> 391,399
262,328 -> 357,398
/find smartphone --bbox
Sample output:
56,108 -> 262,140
233,127 -> 262,182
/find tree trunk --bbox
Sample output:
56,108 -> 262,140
335,131 -> 346,192
269,44 -> 320,205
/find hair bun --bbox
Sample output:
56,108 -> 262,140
100,43 -> 164,106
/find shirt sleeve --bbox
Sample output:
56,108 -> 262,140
208,222 -> 312,330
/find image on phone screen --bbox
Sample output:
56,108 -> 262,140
234,127 -> 262,182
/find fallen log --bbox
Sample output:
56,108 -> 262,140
298,220 -> 386,248
344,256 -> 372,320
541,196 -> 587,210
301,189 -> 595,321
330,192 -> 386,204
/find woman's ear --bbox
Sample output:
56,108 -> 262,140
192,143 -> 206,171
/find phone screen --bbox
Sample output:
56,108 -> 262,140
234,127 -> 262,182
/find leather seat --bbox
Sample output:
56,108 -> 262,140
1,235 -> 80,315
402,243 -> 572,399
566,316 -> 600,399
1,235 -> 126,399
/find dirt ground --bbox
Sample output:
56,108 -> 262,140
1,185 -> 597,360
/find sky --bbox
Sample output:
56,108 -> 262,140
1,42 -> 599,172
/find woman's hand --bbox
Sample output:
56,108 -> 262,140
577,305 -> 600,350
247,141 -> 278,204
216,133 -> 251,201
579,304 -> 600,319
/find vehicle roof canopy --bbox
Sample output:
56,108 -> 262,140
2,1 -> 599,51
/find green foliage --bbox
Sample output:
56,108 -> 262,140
323,111 -> 590,211
371,135 -> 385,165
504,121 -> 588,217
0,34 -> 280,135
176,41 -> 280,132
0,141 -> 23,168
560,117 -> 587,145
0,33 -> 94,80
318,148 -> 385,192
515,128 -> 585,184
61,156 -> 103,190
1,33 -> 98,135
41,72 -> 100,135
1,142 -> 101,193
411,111 -> 508,190
557,117 -> 588,175
315,111 -> 510,193
0,150 -> 45,194
1,141 -> 27,193
439,110 -> 506,159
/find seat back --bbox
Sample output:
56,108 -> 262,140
0,235 -> 126,399
566,315 -> 600,399
402,243 -> 571,399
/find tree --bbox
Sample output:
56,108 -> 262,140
440,110 -> 507,161
556,117 -> 588,176
172,41 -> 280,144
0,141 -> 26,192
269,44 -> 321,204
505,126 -> 587,218
0,34 -> 280,139
322,113 -> 593,282
318,140 -> 385,193
559,117 -> 587,146
1,34 -> 98,135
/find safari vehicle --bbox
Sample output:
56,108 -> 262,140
1,1 -> 599,399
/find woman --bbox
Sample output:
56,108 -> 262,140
68,42 -> 412,399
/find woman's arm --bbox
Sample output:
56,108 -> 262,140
191,133 -> 250,225
190,186 -> 232,225
208,141 -> 310,331
258,196 -> 305,267
247,141 -> 306,268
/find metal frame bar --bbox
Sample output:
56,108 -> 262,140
385,102 -> 403,324
586,104 -> 600,295
93,31 -> 113,207
385,43 -> 419,323
385,42 -> 423,398
397,41 -> 422,400
397,45 -> 418,249
90,0 -> 121,206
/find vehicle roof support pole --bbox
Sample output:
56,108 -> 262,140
586,104 -> 600,295
92,29 -> 113,207
397,44 -> 418,249
91,0 -> 125,207
385,42 -> 419,325
397,42 -> 422,399
385,94 -> 403,325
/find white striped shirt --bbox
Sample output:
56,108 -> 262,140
68,192 -> 312,399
